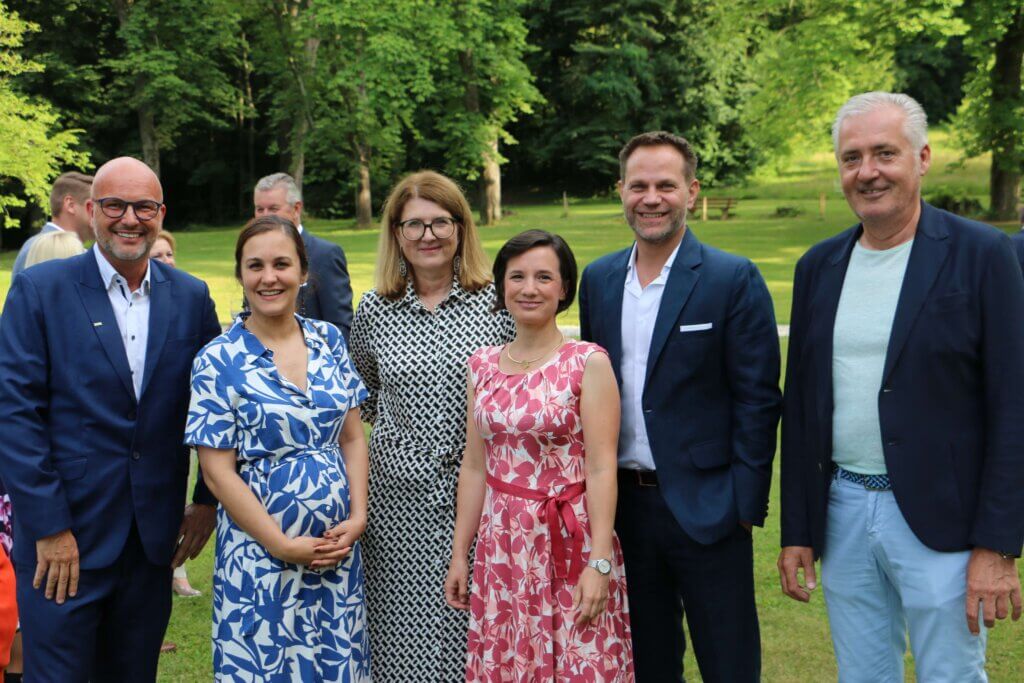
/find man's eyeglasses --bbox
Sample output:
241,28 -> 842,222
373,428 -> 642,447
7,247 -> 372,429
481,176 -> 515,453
95,197 -> 163,221
397,217 -> 457,241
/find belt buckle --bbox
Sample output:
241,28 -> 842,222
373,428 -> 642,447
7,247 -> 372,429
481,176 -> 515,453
636,470 -> 657,488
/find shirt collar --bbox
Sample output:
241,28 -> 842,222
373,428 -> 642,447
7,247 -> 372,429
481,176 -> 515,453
624,238 -> 682,286
44,221 -> 65,232
232,313 -> 327,359
92,244 -> 151,295
394,278 -> 470,308
297,223 -> 304,235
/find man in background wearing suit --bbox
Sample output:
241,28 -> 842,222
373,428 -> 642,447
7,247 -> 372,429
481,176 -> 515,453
1012,207 -> 1024,271
778,92 -> 1024,681
253,172 -> 353,339
0,157 -> 220,681
579,131 -> 782,682
12,171 -> 94,276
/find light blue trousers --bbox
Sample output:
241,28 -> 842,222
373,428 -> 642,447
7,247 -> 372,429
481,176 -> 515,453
822,476 -> 987,683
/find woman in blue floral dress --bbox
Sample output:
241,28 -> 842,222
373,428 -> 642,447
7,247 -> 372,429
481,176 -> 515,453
185,215 -> 371,681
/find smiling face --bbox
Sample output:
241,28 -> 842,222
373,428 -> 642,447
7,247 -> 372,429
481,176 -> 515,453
149,237 -> 175,267
239,229 -> 305,321
396,197 -> 460,279
503,246 -> 565,327
837,105 -> 930,229
619,144 -> 700,246
88,158 -> 164,267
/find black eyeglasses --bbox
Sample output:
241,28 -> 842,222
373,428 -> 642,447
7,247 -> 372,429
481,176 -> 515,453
397,217 -> 457,241
95,197 -> 163,221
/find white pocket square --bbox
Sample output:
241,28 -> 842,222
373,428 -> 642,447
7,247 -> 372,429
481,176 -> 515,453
679,322 -> 713,332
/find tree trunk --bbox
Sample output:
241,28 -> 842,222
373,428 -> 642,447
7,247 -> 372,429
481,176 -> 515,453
480,138 -> 502,225
988,7 -> 1024,220
354,144 -> 373,229
138,104 -> 160,178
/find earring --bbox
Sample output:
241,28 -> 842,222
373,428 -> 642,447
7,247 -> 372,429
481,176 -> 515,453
453,255 -> 461,279
399,258 -> 408,279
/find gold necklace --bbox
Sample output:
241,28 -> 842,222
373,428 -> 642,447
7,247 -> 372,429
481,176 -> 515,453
505,333 -> 565,370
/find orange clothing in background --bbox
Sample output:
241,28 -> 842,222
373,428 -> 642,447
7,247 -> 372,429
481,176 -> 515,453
0,546 -> 16,682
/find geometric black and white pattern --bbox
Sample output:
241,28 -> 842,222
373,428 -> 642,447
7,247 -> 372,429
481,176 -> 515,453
349,281 -> 516,681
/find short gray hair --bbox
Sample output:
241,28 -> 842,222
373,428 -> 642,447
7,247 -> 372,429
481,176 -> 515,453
254,172 -> 302,205
832,92 -> 928,154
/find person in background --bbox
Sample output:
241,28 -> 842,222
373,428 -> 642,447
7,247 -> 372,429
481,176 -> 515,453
253,173 -> 354,339
779,92 -> 1023,681
185,215 -> 371,681
0,544 -> 16,683
149,230 -> 176,268
23,231 -> 86,270
446,230 -> 634,680
12,171 -> 93,276
1011,207 -> 1024,272
349,171 -> 515,681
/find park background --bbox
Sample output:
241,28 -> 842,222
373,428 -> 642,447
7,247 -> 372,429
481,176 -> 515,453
1,0 -> 1023,680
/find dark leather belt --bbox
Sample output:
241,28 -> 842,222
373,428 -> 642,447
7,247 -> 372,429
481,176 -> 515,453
618,468 -> 659,487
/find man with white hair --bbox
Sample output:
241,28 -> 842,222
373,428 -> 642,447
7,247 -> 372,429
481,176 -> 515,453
253,172 -> 353,339
778,92 -> 1023,680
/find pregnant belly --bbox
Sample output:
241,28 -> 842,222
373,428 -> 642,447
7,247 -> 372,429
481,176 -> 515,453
260,453 -> 351,538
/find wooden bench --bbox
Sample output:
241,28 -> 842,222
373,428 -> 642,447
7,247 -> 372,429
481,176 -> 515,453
701,196 -> 737,220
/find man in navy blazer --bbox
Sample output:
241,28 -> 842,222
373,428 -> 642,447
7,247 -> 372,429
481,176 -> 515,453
579,131 -> 781,682
253,172 -> 353,339
1012,208 -> 1024,272
779,93 -> 1024,681
0,157 -> 221,681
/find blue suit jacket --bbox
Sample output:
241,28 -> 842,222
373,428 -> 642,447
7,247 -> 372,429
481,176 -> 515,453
1011,229 -> 1024,273
299,230 -> 353,340
0,251 -> 221,568
781,202 -> 1024,558
579,229 -> 782,545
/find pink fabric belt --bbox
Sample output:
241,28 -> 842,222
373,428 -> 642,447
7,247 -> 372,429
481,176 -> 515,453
486,473 -> 587,583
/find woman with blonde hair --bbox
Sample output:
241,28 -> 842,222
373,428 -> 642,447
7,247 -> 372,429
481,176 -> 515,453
349,171 -> 515,681
23,231 -> 85,269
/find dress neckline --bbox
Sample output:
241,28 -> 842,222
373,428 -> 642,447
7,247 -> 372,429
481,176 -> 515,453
493,339 -> 574,378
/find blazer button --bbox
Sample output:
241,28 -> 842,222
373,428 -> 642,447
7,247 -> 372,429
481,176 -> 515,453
882,387 -> 893,393
131,451 -> 141,461
886,439 -> 899,447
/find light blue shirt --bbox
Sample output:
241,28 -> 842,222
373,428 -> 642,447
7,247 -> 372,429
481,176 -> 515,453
831,238 -> 914,474
618,240 -> 681,470
93,245 -> 151,400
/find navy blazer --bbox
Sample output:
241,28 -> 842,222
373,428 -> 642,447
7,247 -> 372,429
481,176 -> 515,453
579,229 -> 782,545
781,202 -> 1024,558
299,230 -> 353,340
0,251 -> 221,568
1011,229 -> 1024,273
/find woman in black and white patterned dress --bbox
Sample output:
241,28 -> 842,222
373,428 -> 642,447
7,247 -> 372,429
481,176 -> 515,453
349,171 -> 515,681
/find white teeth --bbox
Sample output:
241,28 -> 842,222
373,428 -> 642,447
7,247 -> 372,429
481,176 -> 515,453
259,290 -> 283,296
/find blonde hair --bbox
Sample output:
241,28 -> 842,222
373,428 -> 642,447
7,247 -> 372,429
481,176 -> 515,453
25,231 -> 86,268
153,229 -> 177,252
375,171 -> 491,298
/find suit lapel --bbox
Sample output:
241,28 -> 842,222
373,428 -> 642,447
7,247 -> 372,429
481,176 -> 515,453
140,266 -> 170,398
882,204 -> 950,383
812,229 -> 859,445
645,229 -> 701,386
75,253 -> 135,399
599,250 -> 629,382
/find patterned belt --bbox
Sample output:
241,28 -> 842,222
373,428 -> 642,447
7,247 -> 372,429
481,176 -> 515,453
486,473 -> 586,583
833,465 -> 891,491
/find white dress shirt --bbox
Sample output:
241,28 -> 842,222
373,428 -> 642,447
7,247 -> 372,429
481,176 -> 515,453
93,245 -> 151,400
617,240 -> 682,470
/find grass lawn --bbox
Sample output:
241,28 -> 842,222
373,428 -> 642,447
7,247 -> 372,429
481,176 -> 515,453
2,131 -> 1022,680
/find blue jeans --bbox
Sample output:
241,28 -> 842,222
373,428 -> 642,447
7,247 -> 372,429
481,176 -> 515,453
822,475 -> 987,683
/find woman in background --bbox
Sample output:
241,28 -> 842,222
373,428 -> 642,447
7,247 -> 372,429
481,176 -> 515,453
23,231 -> 85,269
446,230 -> 634,681
349,171 -> 515,681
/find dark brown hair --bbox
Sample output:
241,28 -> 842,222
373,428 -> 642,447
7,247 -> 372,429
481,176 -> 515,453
234,215 -> 309,280
492,230 -> 577,315
618,131 -> 698,181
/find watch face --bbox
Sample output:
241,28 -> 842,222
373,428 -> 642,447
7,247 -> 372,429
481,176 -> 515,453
596,558 -> 611,574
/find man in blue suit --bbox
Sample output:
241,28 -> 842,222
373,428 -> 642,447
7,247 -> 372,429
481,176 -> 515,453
579,131 -> 782,682
12,171 -> 94,276
0,157 -> 221,681
253,172 -> 353,339
779,92 -> 1024,681
1012,208 -> 1024,272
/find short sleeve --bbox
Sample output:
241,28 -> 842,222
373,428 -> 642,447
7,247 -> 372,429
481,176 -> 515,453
184,345 -> 239,449
324,320 -> 369,411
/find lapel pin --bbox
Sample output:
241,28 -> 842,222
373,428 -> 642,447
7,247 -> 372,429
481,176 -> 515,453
93,322 -> 103,327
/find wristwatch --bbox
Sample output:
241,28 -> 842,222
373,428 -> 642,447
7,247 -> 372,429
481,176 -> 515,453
587,558 -> 612,576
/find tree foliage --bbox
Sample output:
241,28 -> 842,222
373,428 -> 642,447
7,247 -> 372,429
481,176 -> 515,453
0,3 -> 87,227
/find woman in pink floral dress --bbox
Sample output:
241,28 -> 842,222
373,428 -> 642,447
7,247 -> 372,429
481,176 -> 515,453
445,230 -> 634,682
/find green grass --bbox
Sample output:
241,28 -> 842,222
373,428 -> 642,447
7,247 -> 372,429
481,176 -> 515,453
3,135 -> 1022,681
